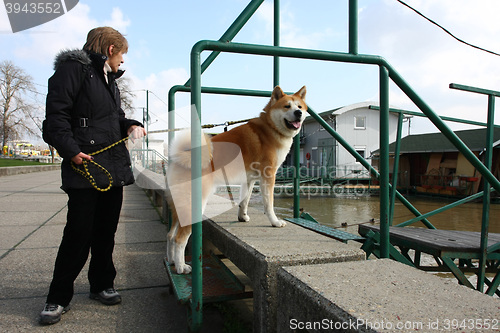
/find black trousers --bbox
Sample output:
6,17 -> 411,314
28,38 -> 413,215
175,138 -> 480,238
46,187 -> 123,307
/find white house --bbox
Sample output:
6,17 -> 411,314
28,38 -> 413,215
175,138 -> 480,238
284,102 -> 403,179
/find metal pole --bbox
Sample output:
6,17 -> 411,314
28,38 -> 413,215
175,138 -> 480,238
293,134 -> 300,218
189,46 -> 203,331
167,86 -> 177,150
389,113 -> 404,224
141,107 -> 146,168
396,190 -> 487,227
146,90 -> 149,150
369,105 -> 500,129
379,65 -> 390,258
273,0 -> 280,86
184,0 -> 264,87
349,0 -> 358,55
166,88 -> 177,231
478,95 -> 494,292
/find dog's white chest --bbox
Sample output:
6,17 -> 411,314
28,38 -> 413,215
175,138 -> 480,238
276,138 -> 293,165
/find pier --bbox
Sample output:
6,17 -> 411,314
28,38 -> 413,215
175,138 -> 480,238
2,168 -> 499,332
0,169 -> 224,332
359,224 -> 500,295
150,186 -> 500,332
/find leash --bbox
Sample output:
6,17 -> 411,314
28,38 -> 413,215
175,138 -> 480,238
72,117 -> 251,191
147,118 -> 251,134
71,137 -> 129,192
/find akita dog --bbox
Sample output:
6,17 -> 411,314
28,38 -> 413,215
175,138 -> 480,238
166,86 -> 307,274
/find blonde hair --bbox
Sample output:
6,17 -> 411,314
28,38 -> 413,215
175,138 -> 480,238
83,27 -> 128,56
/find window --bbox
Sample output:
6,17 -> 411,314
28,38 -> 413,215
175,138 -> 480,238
354,147 -> 366,164
354,116 -> 366,129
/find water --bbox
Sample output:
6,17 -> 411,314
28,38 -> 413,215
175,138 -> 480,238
250,194 -> 499,293
253,195 -> 500,234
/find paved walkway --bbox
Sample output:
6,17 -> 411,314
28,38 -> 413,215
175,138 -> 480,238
0,170 -> 224,332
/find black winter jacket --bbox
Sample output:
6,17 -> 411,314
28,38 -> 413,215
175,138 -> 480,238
44,49 -> 142,190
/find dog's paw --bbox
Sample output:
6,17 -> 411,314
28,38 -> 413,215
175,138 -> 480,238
175,264 -> 192,275
238,213 -> 250,222
271,219 -> 287,228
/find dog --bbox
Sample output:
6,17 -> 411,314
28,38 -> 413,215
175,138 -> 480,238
166,85 -> 307,274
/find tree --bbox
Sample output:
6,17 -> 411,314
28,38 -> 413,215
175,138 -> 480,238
117,76 -> 136,118
0,60 -> 38,154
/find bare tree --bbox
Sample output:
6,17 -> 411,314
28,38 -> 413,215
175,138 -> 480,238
116,76 -> 136,118
0,60 -> 37,154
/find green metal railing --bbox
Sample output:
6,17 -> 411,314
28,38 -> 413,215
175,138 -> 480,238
165,0 -> 500,329
130,148 -> 168,175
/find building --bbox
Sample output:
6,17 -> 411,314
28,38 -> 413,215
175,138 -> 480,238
372,127 -> 500,196
283,102 -> 402,181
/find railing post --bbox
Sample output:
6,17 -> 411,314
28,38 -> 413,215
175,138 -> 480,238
273,0 -> 299,218
349,0 -> 358,55
379,65 -> 390,258
167,86 -> 178,150
189,45 -> 203,331
389,113 -> 404,224
273,0 -> 280,86
478,94 -> 494,292
184,0 -> 264,87
293,134 -> 300,218
448,83 -> 500,294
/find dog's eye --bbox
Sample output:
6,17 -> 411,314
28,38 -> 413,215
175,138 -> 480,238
285,105 -> 291,109
298,105 -> 303,109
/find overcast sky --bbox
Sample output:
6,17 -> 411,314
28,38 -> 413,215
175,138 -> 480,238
2,0 -> 500,144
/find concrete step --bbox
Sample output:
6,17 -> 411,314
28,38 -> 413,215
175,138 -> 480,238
277,259 -> 500,333
203,205 -> 365,332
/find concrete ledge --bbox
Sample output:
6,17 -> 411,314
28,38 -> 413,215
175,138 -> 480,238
277,259 -> 500,333
0,164 -> 60,177
203,206 -> 365,333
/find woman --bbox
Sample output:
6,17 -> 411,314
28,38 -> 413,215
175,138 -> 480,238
40,27 -> 146,325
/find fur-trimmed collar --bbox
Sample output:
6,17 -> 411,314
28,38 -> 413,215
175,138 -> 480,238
53,48 -> 124,79
53,49 -> 92,71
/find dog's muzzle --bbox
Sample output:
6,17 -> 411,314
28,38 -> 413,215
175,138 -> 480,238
285,110 -> 303,130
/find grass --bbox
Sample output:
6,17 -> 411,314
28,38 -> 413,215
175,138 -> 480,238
0,158 -> 54,167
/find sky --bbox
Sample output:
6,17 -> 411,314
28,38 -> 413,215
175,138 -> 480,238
2,0 -> 500,145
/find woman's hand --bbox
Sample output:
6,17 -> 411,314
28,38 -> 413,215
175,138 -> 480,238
127,125 -> 147,142
71,152 -> 93,165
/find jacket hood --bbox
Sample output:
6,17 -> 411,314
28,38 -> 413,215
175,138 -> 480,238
53,48 -> 124,79
53,49 -> 91,71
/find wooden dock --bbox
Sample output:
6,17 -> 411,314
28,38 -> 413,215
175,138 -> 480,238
359,224 -> 500,296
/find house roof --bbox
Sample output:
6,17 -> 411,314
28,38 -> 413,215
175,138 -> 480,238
304,102 -> 401,123
379,127 -> 500,154
303,108 -> 339,123
332,101 -> 379,116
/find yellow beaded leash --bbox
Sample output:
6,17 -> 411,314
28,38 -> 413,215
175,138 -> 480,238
71,137 -> 129,192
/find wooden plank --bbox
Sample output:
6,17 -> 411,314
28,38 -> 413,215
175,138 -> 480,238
285,217 -> 365,243
359,225 -> 500,254
163,255 -> 252,305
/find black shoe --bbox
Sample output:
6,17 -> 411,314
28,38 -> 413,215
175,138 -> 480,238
89,288 -> 122,305
39,303 -> 70,325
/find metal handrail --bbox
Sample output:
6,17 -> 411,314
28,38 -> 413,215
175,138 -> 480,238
168,0 -> 500,328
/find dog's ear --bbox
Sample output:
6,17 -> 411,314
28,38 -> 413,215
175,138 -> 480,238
264,86 -> 285,111
270,86 -> 285,105
294,86 -> 306,101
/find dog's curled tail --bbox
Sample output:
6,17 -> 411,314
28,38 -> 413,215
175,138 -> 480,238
168,130 -> 213,169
